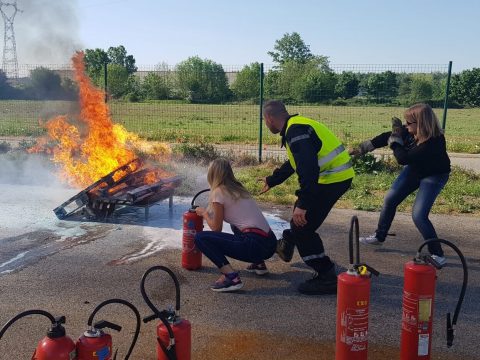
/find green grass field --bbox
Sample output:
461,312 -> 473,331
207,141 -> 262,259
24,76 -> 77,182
1,100 -> 479,153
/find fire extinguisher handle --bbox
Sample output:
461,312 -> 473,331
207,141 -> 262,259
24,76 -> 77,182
362,264 -> 380,277
143,313 -> 157,323
94,320 -> 122,332
143,310 -> 171,323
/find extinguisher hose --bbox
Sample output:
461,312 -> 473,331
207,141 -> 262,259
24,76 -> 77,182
418,238 -> 468,347
87,298 -> 141,360
191,188 -> 210,208
348,215 -> 360,267
0,309 -> 56,340
140,265 -> 181,341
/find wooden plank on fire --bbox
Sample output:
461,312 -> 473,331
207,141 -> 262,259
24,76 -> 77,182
126,175 -> 183,203
52,158 -> 142,219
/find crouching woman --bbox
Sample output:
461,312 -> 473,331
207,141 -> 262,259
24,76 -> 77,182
194,158 -> 277,292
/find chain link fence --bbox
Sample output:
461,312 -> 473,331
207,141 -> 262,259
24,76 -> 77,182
2,61 -> 478,157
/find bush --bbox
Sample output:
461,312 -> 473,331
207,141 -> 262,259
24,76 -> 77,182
0,141 -> 11,153
176,142 -> 220,165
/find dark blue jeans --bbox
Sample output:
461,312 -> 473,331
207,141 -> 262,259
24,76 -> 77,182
194,226 -> 277,269
376,166 -> 449,256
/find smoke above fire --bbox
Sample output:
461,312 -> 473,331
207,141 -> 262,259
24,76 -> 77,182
30,52 -> 171,188
15,0 -> 82,64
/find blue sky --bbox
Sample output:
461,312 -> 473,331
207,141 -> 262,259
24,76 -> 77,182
10,0 -> 480,72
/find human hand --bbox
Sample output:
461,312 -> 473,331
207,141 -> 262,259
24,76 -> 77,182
349,140 -> 374,157
292,207 -> 307,227
349,147 -> 361,157
391,117 -> 403,137
258,177 -> 270,194
388,135 -> 403,148
195,207 -> 206,217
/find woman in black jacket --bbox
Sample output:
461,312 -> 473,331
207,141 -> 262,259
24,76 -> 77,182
351,103 -> 450,266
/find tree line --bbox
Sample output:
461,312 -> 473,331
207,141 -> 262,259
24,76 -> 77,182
1,34 -> 479,107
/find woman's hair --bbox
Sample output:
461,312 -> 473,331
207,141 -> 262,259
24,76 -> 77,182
207,158 -> 251,200
404,103 -> 443,142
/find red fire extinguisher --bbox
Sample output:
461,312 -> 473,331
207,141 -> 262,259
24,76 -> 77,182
0,309 -> 77,359
77,298 -> 141,360
182,188 -> 209,270
336,216 -> 379,360
400,238 -> 468,360
141,265 -> 191,360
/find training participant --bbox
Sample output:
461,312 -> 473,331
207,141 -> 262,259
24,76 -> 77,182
194,158 -> 277,292
259,100 -> 354,295
351,103 -> 450,266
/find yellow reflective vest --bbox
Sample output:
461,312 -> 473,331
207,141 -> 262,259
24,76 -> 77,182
285,116 -> 355,184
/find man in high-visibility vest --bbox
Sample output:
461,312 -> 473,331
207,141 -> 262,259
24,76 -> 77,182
259,100 -> 354,295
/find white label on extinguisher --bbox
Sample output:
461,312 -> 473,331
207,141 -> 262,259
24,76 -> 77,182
418,334 -> 429,356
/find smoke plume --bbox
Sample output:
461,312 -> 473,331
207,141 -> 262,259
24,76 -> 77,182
14,0 -> 82,64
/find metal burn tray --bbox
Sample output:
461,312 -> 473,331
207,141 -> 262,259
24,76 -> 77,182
53,158 -> 182,221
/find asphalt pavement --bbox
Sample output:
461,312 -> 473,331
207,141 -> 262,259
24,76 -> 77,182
0,204 -> 478,359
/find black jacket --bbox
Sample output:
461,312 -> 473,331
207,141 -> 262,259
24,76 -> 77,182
265,115 -> 324,209
371,128 -> 450,178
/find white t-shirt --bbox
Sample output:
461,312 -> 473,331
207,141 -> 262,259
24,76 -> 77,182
209,186 -> 270,233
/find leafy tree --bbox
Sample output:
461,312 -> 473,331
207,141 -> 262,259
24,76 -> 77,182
266,59 -> 336,103
27,67 -> 64,99
231,62 -> 261,101
335,72 -> 360,99
268,32 -> 314,66
0,70 -> 17,99
107,45 -> 137,74
292,60 -> 336,102
264,69 -> 281,98
142,72 -> 171,100
175,56 -> 231,103
363,71 -> 398,101
96,64 -> 130,98
450,68 -> 480,107
84,48 -> 109,84
84,45 -> 137,88
409,75 -> 433,103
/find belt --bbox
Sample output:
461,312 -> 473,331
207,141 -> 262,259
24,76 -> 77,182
241,228 -> 270,237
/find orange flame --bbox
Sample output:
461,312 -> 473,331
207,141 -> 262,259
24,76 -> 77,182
30,52 -> 171,188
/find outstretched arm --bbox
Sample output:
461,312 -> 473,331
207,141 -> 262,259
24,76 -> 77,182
195,202 -> 224,232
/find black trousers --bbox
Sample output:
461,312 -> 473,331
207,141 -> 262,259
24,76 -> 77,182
289,178 -> 352,273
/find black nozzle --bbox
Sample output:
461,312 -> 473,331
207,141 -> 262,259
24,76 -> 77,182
446,313 -> 454,347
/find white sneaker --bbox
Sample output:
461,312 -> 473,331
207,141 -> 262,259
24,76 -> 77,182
359,234 -> 383,246
431,255 -> 447,267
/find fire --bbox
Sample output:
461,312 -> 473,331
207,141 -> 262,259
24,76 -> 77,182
30,52 -> 171,188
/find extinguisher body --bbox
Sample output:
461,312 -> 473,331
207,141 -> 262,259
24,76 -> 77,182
401,261 -> 436,360
182,210 -> 203,270
32,336 -> 77,360
336,272 -> 371,360
76,330 -> 113,360
157,318 -> 191,360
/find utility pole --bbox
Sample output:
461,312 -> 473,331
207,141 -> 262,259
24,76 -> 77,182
0,1 -> 21,78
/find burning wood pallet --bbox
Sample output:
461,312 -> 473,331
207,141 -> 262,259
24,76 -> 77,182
53,158 -> 182,221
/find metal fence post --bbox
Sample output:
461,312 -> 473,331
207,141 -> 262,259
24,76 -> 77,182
258,63 -> 264,163
104,62 -> 108,103
442,61 -> 453,130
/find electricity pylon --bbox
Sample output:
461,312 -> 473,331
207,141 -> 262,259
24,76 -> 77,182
0,1 -> 21,78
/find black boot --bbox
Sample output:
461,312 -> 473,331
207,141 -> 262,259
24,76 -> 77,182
298,265 -> 337,295
276,229 -> 295,263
